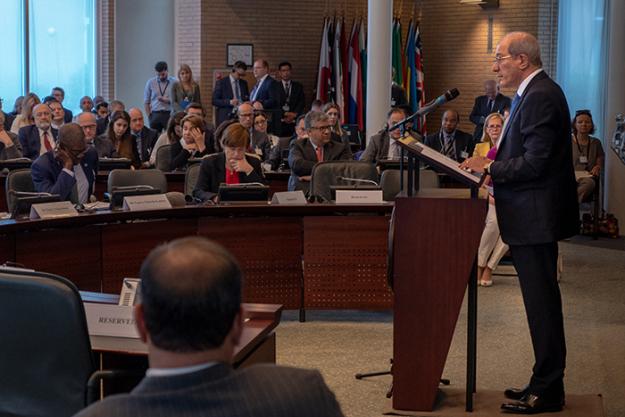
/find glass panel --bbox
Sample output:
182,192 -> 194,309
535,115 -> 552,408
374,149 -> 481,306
0,0 -> 24,115
29,0 -> 95,115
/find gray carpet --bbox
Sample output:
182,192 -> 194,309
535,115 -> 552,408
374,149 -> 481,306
274,241 -> 625,417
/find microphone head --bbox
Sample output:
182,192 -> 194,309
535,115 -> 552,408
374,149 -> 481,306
445,88 -> 460,102
165,191 -> 187,208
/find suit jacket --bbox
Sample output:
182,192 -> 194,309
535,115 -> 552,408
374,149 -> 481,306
277,80 -> 305,116
250,76 -> 280,109
63,108 -> 73,124
212,76 -> 250,126
132,126 -> 159,163
31,148 -> 98,202
424,129 -> 474,162
469,93 -> 511,141
490,71 -> 578,245
74,363 -> 343,417
18,125 -> 59,160
192,152 -> 266,201
96,117 -> 109,136
2,111 -> 15,132
0,131 -> 23,160
360,131 -> 421,163
288,137 -> 352,192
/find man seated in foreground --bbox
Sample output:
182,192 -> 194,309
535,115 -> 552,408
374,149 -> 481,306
31,123 -> 98,204
75,237 -> 344,417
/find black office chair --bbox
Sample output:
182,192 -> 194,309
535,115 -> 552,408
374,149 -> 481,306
5,168 -> 35,213
0,266 -> 135,416
107,169 -> 168,195
154,144 -> 173,171
309,160 -> 379,202
185,162 -> 202,197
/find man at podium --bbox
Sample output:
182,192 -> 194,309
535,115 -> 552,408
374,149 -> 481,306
462,31 -> 578,414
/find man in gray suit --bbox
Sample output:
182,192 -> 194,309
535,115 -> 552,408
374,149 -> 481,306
288,111 -> 352,193
76,112 -> 114,158
75,237 -> 344,417
361,107 -> 422,163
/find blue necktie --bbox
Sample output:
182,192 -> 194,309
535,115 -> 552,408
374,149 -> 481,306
510,94 -> 521,116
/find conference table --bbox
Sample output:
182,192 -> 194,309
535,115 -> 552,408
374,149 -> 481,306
1,202 -> 393,320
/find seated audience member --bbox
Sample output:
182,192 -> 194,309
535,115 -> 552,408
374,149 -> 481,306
572,109 -> 604,203
193,123 -> 265,202
18,103 -> 58,160
11,92 -> 40,134
31,123 -> 98,204
269,114 -> 308,170
172,64 -> 202,112
74,236 -> 344,417
103,111 -> 141,168
323,103 -> 350,145
110,100 -> 125,114
469,79 -> 511,142
149,111 -> 186,166
212,60 -> 249,126
95,101 -> 110,135
424,109 -> 474,162
251,112 -> 274,161
77,112 -> 114,158
0,112 -> 23,160
185,102 -> 216,154
3,97 -> 20,132
51,87 -> 73,123
234,102 -> 270,159
44,97 -> 66,130
311,99 -> 323,112
288,111 -> 352,193
129,108 -> 158,166
78,96 -> 94,115
473,112 -> 506,287
170,114 -> 211,171
361,107 -> 419,163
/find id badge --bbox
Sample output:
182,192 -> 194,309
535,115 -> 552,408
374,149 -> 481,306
282,104 -> 290,111
579,156 -> 588,164
461,151 -> 469,159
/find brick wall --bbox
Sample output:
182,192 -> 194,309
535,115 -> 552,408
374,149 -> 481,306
98,0 -> 558,134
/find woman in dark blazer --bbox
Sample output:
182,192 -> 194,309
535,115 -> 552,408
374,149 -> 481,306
192,122 -> 265,202
169,114 -> 210,170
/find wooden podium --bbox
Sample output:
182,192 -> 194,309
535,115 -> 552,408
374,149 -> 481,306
391,138 -> 488,412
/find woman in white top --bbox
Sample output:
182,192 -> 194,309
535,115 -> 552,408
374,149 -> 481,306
149,111 -> 186,167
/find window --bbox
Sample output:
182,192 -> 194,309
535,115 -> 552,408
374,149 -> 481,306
0,0 -> 95,116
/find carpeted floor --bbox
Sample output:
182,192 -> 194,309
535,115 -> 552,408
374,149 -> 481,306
274,240 -> 625,417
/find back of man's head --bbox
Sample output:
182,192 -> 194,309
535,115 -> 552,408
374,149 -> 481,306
139,237 -> 242,352
59,123 -> 85,147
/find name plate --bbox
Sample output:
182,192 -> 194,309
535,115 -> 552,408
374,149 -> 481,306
123,194 -> 172,211
271,190 -> 307,205
84,302 -> 140,338
335,190 -> 384,204
30,201 -> 78,220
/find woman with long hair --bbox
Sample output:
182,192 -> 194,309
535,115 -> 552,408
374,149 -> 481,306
171,64 -> 202,112
322,102 -> 349,144
149,111 -> 186,166
10,92 -> 41,134
104,111 -> 141,168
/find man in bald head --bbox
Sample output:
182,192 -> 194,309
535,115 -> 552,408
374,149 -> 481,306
128,107 -> 158,165
17,103 -> 59,160
236,102 -> 270,160
76,112 -> 114,158
31,123 -> 99,203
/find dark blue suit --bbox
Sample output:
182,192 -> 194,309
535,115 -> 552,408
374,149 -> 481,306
31,148 -> 99,202
250,76 -> 279,109
490,70 -> 578,398
212,76 -> 249,126
18,125 -> 59,160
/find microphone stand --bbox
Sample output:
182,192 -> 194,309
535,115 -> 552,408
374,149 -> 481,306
389,110 -> 421,197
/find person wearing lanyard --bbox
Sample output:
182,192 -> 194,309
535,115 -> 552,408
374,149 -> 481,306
571,109 -> 604,203
424,109 -> 474,162
144,61 -> 175,133
192,122 -> 265,203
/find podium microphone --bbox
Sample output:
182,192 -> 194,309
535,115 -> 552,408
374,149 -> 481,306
389,88 -> 460,132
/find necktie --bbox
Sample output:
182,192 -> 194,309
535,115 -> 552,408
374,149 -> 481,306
233,80 -> 241,101
43,131 -> 52,151
388,140 -> 400,160
315,145 -> 323,162
442,134 -> 455,159
510,94 -> 521,116
250,84 -> 258,101
487,99 -> 494,113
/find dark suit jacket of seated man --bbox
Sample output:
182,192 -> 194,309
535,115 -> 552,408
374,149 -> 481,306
424,110 -> 474,163
288,111 -> 352,193
31,125 -> 99,203
74,236 -> 345,417
18,124 -> 59,160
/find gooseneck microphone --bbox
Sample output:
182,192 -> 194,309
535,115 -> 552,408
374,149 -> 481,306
389,88 -> 460,132
337,176 -> 380,186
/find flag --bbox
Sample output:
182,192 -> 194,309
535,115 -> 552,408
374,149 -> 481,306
402,20 -> 413,89
348,21 -> 364,130
359,18 -> 367,127
414,24 -> 426,134
341,18 -> 350,121
315,18 -> 332,102
392,19 -> 403,86
405,22 -> 417,113
332,17 -> 345,122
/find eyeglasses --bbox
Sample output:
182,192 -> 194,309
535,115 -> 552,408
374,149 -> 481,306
239,112 -> 253,118
81,124 -> 97,130
492,54 -> 513,64
486,124 -> 502,129
311,125 -> 332,132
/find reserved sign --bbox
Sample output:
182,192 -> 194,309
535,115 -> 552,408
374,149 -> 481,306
30,201 -> 78,220
84,302 -> 140,338
123,194 -> 172,211
335,190 -> 384,204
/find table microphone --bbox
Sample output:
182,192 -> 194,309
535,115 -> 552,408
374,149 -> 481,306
337,176 -> 380,186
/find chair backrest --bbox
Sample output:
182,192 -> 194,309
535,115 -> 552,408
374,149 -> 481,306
309,160 -> 379,202
0,267 -> 95,417
379,168 -> 440,201
107,169 -> 168,195
5,168 -> 35,213
155,144 -> 173,171
185,162 -> 202,196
